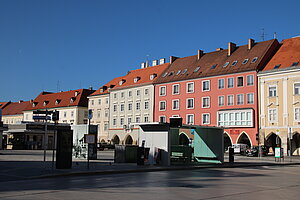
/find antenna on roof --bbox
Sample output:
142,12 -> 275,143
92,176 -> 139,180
274,32 -> 277,39
261,28 -> 267,41
146,54 -> 150,67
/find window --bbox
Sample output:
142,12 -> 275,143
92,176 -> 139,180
232,61 -> 238,66
294,83 -> 300,95
228,95 -> 234,106
247,75 -> 254,86
91,100 -> 94,105
223,62 -> 229,68
64,111 -> 67,118
218,109 -> 253,127
242,59 -> 249,64
113,105 -> 117,112
274,64 -> 281,69
172,84 -> 180,95
144,88 -> 149,95
84,111 -> 88,118
228,78 -> 234,88
128,103 -> 132,111
211,64 -> 217,69
194,66 -> 200,72
159,116 -> 166,123
172,99 -> 180,110
187,114 -> 194,125
187,98 -> 194,109
128,117 -> 132,124
237,77 -> 244,87
159,101 -> 166,111
182,69 -> 187,74
202,97 -> 210,108
106,98 -> 109,104
121,92 -> 124,98
113,118 -> 117,126
187,82 -> 194,93
144,116 -> 149,123
144,101 -> 149,110
247,93 -> 254,104
105,109 -> 108,117
176,70 -> 181,75
269,108 -> 277,122
218,79 -> 224,89
71,111 -> 74,117
120,104 -> 124,112
269,86 -> 277,97
98,99 -> 101,105
160,86 -> 166,96
136,102 -> 141,110
237,94 -> 244,105
218,96 -> 224,106
136,116 -> 141,123
104,124 -> 108,131
251,57 -> 258,63
162,72 -> 168,77
168,71 -> 174,76
114,93 -> 117,99
295,108 -> 300,121
97,110 -> 101,118
202,80 -> 210,91
292,62 -> 299,66
120,118 -> 124,126
128,91 -> 132,97
202,113 -> 210,124
136,90 -> 140,96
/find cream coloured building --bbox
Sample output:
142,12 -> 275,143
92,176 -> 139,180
258,37 -> 300,156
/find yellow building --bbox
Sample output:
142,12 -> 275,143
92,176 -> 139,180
258,37 -> 300,156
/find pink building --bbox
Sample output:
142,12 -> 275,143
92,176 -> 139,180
154,39 -> 280,148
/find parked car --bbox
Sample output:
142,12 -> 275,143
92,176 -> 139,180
245,146 -> 268,157
97,143 -> 115,151
231,144 -> 249,155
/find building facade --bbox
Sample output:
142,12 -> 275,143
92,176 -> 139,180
258,36 -> 300,155
108,61 -> 170,145
154,39 -> 280,149
1,101 -> 31,124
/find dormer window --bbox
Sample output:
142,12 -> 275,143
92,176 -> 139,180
182,69 -> 187,74
176,70 -> 181,75
75,91 -> 79,96
70,97 -> 76,103
251,57 -> 258,63
134,77 -> 140,83
274,64 -> 281,69
100,88 -> 104,93
211,64 -> 217,69
194,66 -> 200,72
32,102 -> 37,107
43,101 -> 49,106
119,79 -> 126,85
55,99 -> 61,105
292,62 -> 299,66
168,71 -> 174,76
150,73 -> 157,80
223,62 -> 229,68
242,59 -> 249,65
231,61 -> 238,66
162,72 -> 168,77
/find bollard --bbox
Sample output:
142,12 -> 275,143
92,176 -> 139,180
229,147 -> 234,163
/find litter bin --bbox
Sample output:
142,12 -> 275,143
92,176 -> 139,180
229,147 -> 234,163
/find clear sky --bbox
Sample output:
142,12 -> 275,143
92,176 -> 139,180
1,0 -> 300,102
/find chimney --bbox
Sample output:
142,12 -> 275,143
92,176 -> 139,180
152,60 -> 158,66
216,48 -> 223,51
170,56 -> 178,64
248,39 -> 255,50
89,86 -> 93,90
19,100 -> 23,103
228,42 -> 236,56
197,50 -> 204,60
141,62 -> 146,69
159,58 -> 165,64
30,99 -> 33,103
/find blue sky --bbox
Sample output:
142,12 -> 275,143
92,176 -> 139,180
1,0 -> 300,102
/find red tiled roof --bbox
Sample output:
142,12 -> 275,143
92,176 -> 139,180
154,39 -> 279,84
24,89 -> 95,111
263,36 -> 300,71
111,63 -> 170,90
2,101 -> 31,115
90,76 -> 126,96
0,102 -> 10,110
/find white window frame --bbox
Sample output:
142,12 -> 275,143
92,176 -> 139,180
246,75 -> 254,86
218,96 -> 225,107
172,99 -> 180,110
237,94 -> 244,105
268,85 -> 277,97
227,95 -> 234,106
172,84 -> 180,95
202,113 -> 210,125
113,104 -> 117,112
294,83 -> 300,95
218,109 -> 253,127
237,76 -> 244,87
144,88 -> 149,95
186,114 -> 194,125
268,108 -> 278,122
136,89 -> 141,96
247,93 -> 254,104
186,98 -> 195,109
144,101 -> 149,110
159,101 -> 166,111
159,115 -> 166,123
113,118 -> 117,126
202,80 -> 210,91
120,104 -> 125,112
136,102 -> 141,110
228,77 -> 234,88
128,103 -> 132,111
136,116 -> 141,123
128,90 -> 132,97
295,107 -> 300,121
218,79 -> 225,89
159,86 -> 166,96
202,96 -> 210,108
144,116 -> 149,123
186,82 -> 194,93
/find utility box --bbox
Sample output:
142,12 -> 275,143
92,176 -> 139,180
114,145 -> 138,163
56,127 -> 73,169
